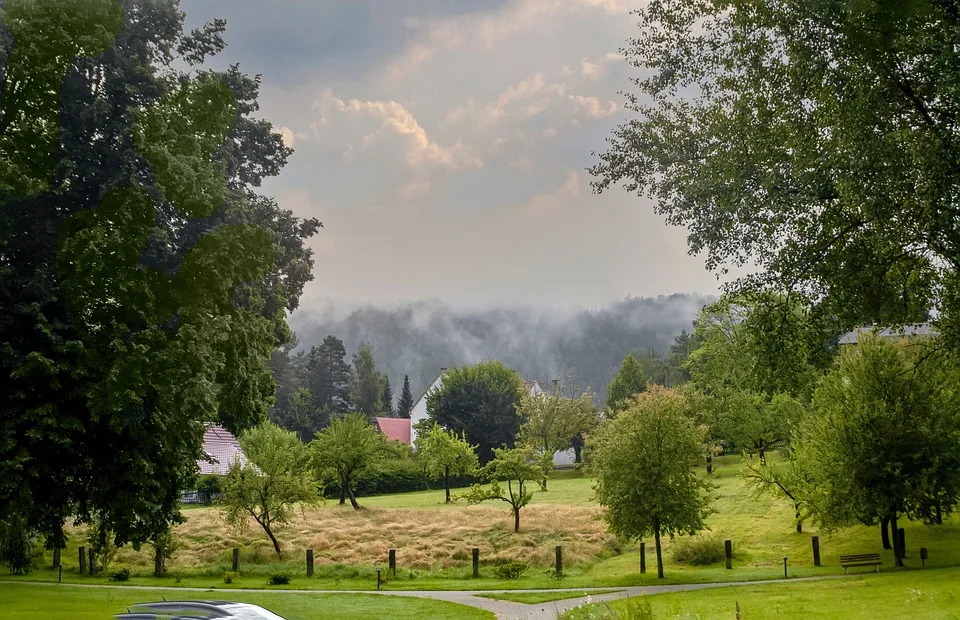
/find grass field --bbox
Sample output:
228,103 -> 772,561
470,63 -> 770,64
0,583 -> 494,620
6,457 -> 959,593
562,566 -> 960,619
476,589 -> 620,604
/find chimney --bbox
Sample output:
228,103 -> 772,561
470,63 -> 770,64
440,367 -> 448,373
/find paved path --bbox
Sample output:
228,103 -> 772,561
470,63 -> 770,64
10,576 -> 845,620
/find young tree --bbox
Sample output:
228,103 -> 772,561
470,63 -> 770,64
743,457 -> 811,533
460,446 -> 540,532
381,375 -> 395,418
397,374 -> 414,418
350,343 -> 384,418
591,386 -> 712,579
427,361 -> 524,464
605,354 -> 649,415
220,423 -> 317,557
518,389 -> 598,490
311,413 -> 388,510
415,424 -> 479,503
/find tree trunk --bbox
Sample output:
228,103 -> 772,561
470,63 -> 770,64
513,507 -> 520,533
891,512 -> 903,567
706,454 -> 713,475
573,441 -> 582,463
936,501 -> 943,525
880,516 -> 891,550
654,519 -> 664,579
339,484 -> 346,505
266,525 -> 282,557
444,466 -> 451,504
347,484 -> 361,511
758,445 -> 766,467
154,546 -> 164,577
795,503 -> 802,533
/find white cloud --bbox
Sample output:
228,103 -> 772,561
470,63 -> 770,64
580,52 -> 623,79
568,94 -> 619,118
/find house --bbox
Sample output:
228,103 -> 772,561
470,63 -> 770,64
838,323 -> 936,345
181,424 -> 250,504
375,416 -> 411,445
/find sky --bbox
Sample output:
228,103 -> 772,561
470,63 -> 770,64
183,0 -> 725,310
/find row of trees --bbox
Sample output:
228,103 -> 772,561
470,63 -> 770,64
268,337 -> 416,441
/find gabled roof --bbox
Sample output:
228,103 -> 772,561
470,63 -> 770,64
411,369 -> 449,413
197,424 -> 249,476
838,323 -> 937,345
376,417 -> 412,445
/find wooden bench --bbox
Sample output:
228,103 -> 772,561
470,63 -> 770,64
840,553 -> 882,574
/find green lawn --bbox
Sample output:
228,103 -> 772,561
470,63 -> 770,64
476,589 -> 620,604
563,566 -> 960,619
0,583 -> 494,620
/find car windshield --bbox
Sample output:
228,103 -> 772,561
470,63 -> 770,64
218,603 -> 286,620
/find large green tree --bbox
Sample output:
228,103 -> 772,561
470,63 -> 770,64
220,423 -> 317,557
306,335 -> 352,422
311,413 -> 388,510
591,385 -> 712,579
426,361 -> 524,464
591,0 -> 958,342
0,0 -> 318,552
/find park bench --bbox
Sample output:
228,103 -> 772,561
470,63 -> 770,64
839,553 -> 882,574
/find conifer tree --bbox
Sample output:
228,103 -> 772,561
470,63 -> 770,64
397,374 -> 414,419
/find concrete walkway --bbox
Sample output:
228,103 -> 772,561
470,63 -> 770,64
10,576 -> 843,620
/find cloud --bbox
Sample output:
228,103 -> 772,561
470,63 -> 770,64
568,95 -> 619,118
312,89 -> 483,170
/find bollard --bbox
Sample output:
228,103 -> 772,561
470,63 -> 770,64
79,546 -> 86,576
306,549 -> 314,577
53,547 -> 61,569
639,542 -> 646,574
232,548 -> 239,572
898,528 -> 906,558
555,545 -> 563,576
376,568 -> 381,590
472,548 -> 479,578
782,556 -> 788,579
725,540 -> 733,570
388,549 -> 396,577
812,536 -> 821,567
920,547 -> 928,568
88,548 -> 95,575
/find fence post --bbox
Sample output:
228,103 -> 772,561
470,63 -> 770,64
725,540 -> 733,570
78,546 -> 86,575
306,549 -> 314,577
232,548 -> 239,572
555,545 -> 563,576
639,542 -> 646,574
388,549 -> 396,577
920,547 -> 928,569
88,548 -> 96,575
472,548 -> 479,578
812,536 -> 821,567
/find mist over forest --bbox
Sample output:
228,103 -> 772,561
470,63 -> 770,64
289,294 -> 713,401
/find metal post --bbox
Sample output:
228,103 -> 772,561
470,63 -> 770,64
472,548 -> 479,578
376,568 -> 381,590
639,542 -> 646,574
783,556 -> 788,579
725,540 -> 733,570
555,545 -> 562,576
812,536 -> 821,567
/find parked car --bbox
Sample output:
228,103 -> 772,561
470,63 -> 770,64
115,600 -> 286,619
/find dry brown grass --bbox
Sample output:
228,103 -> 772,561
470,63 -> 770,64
67,504 -> 613,571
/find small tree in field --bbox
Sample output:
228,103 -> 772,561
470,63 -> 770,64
311,413 -> 388,510
460,446 -> 540,532
415,424 -> 479,503
591,385 -> 712,578
221,422 -> 317,557
518,389 -> 598,490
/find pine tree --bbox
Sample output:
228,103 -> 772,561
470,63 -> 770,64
306,335 -> 352,424
350,342 -> 383,418
381,374 -> 395,417
397,374 -> 414,419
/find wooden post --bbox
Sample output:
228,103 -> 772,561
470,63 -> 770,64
232,548 -> 239,572
306,549 -> 314,577
472,548 -> 479,578
555,545 -> 562,576
639,542 -> 646,574
812,536 -> 821,567
898,528 -> 906,558
88,548 -> 96,575
388,549 -> 396,577
706,455 -> 713,475
78,546 -> 86,575
724,539 -> 733,570
52,547 -> 61,569
154,546 -> 164,577
920,547 -> 928,568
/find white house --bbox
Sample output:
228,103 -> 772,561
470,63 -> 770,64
409,369 -> 577,467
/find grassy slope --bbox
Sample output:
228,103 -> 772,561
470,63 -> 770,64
563,566 -> 960,619
0,583 -> 494,620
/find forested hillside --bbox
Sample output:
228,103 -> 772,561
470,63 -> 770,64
289,294 -> 710,402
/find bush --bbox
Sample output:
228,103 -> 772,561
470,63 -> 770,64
0,520 -> 42,575
109,568 -> 131,582
544,568 -> 565,581
320,452 -> 482,499
492,561 -> 527,580
268,572 -> 291,585
223,571 -> 240,584
671,534 -> 727,566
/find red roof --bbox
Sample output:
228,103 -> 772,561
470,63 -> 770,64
376,417 -> 411,445
198,424 -> 249,475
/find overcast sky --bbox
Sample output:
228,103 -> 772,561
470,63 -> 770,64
183,0 -> 725,310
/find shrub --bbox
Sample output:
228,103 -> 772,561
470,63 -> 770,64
268,572 -> 291,585
109,568 -> 130,582
0,520 -> 42,575
671,534 -> 727,566
223,571 -> 240,584
492,561 -> 527,580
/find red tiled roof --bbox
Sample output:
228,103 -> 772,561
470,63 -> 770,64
198,424 -> 249,475
376,417 -> 412,445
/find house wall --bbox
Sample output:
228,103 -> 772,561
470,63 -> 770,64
409,373 -> 445,445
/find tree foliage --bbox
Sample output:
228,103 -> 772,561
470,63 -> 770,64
311,413 -> 388,510
518,388 -> 598,490
397,374 -> 414,419
349,342 -> 384,418
306,335 -> 352,421
221,423 -> 317,557
426,361 -> 524,464
414,423 -> 479,503
590,385 -> 712,579
605,354 -> 649,415
592,0 -> 958,342
459,445 -> 541,532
